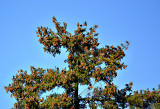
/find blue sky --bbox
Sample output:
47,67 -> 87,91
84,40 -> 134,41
0,0 -> 160,109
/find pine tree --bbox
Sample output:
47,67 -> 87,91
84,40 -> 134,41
4,16 -> 160,109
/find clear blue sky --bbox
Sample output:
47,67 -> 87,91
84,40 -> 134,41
0,0 -> 160,109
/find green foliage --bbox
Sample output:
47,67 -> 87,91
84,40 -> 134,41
4,16 -> 160,109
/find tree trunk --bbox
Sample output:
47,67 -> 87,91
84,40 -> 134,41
74,79 -> 79,109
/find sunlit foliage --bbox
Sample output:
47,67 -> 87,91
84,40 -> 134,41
4,16 -> 160,109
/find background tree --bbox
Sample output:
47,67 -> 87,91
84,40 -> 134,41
4,16 -> 160,109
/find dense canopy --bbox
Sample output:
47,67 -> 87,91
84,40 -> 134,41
4,16 -> 160,109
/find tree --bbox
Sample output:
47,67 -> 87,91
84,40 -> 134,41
4,16 -> 160,109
